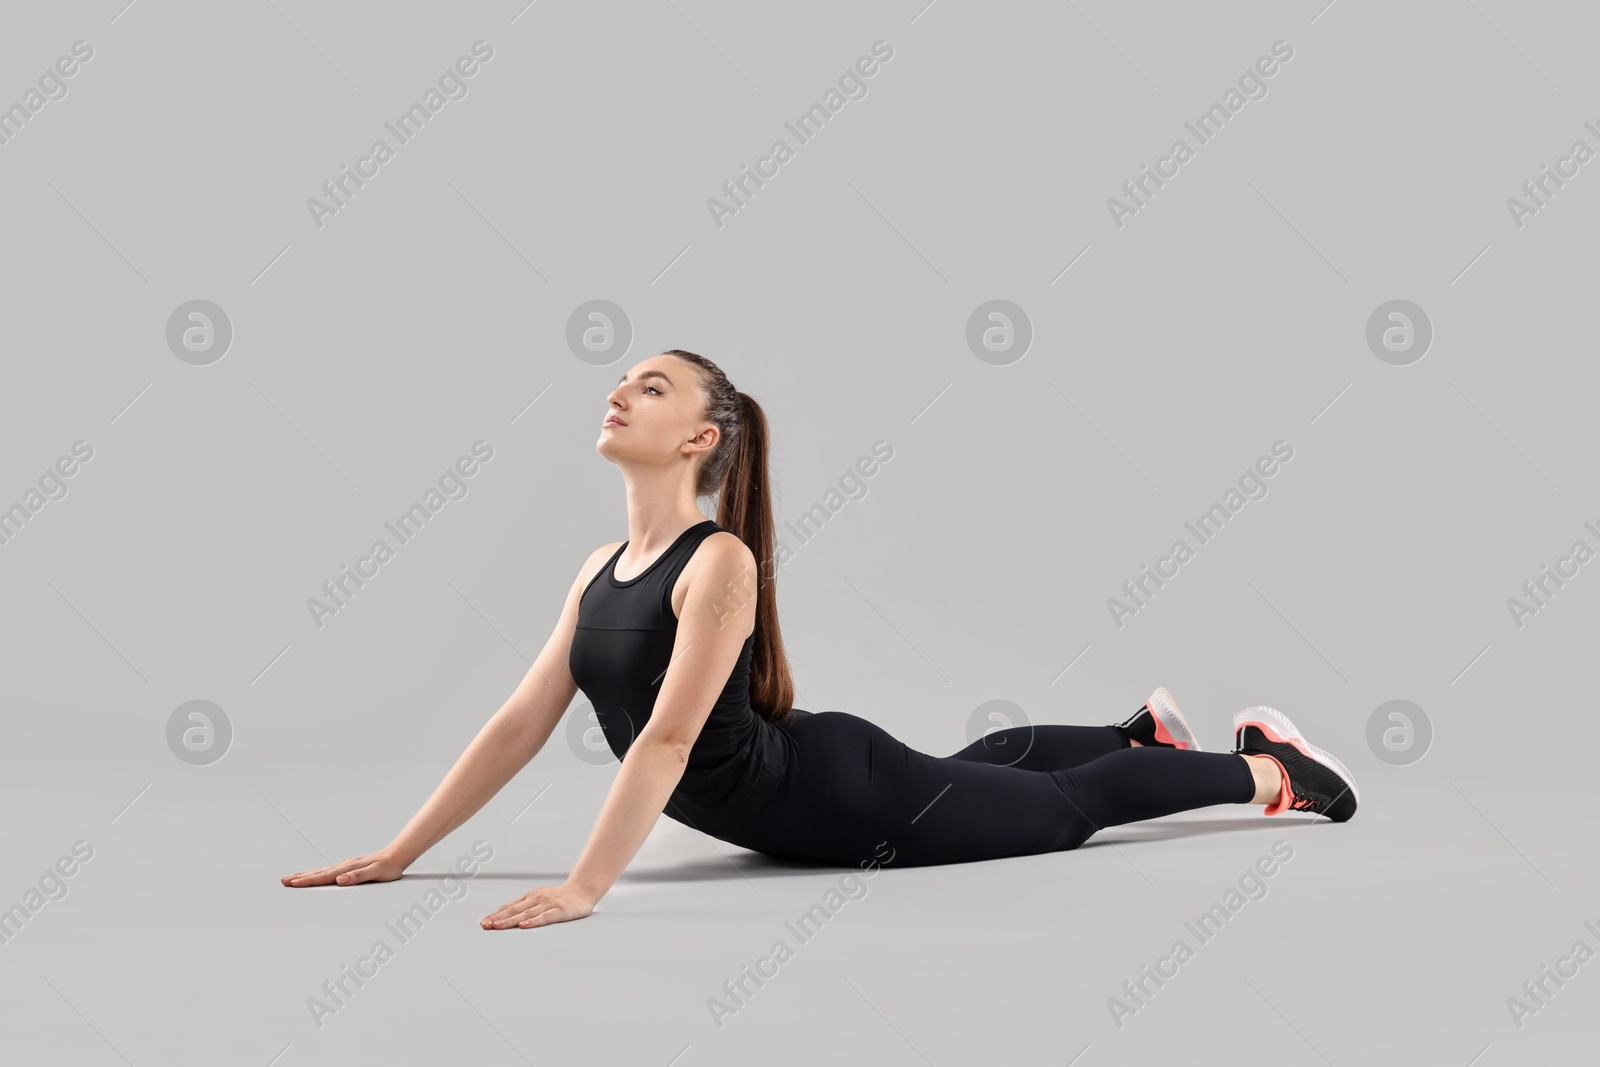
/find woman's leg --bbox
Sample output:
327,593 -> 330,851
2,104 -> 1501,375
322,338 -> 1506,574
945,724 -> 1130,771
1053,746 -> 1259,833
946,688 -> 1199,770
733,711 -> 1258,868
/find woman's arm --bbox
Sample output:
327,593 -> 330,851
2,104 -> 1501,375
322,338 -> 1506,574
381,660 -> 574,868
281,543 -> 616,888
480,534 -> 758,926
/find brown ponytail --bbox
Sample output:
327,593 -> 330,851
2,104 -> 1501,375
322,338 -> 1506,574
661,349 -> 795,726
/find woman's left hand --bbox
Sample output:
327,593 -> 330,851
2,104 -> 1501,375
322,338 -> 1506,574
481,883 -> 598,930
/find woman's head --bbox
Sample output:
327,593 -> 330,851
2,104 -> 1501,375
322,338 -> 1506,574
597,352 -> 713,473
598,349 -> 794,724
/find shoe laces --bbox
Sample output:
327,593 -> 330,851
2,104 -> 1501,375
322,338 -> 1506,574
1287,790 -> 1325,813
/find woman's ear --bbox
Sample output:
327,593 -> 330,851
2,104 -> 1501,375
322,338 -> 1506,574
686,424 -> 718,453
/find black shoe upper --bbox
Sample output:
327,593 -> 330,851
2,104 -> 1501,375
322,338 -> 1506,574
1235,725 -> 1358,822
1113,705 -> 1177,749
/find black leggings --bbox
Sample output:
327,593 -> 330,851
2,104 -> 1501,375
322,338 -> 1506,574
714,709 -> 1258,868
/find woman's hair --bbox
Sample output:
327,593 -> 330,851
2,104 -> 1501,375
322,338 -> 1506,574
661,349 -> 794,726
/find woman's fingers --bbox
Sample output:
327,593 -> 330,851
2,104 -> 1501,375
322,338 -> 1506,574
480,886 -> 593,928
481,891 -> 538,927
334,861 -> 383,886
516,903 -> 560,927
487,903 -> 550,928
281,864 -> 338,886
282,855 -> 379,887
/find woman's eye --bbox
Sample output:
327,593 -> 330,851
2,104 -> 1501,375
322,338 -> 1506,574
644,386 -> 662,395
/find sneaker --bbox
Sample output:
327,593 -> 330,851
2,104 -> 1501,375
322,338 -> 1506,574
1232,705 -> 1359,822
1113,687 -> 1203,751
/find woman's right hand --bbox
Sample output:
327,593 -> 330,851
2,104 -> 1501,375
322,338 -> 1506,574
281,850 -> 406,887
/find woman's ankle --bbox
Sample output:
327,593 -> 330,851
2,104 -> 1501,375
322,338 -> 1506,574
1241,753 -> 1282,804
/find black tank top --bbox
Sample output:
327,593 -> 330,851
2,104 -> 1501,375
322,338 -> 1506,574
568,519 -> 790,831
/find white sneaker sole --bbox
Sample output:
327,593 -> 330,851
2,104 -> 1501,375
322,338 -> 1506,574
1148,686 -> 1203,751
1232,705 -> 1360,805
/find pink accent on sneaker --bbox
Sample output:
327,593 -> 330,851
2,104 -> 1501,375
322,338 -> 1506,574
1150,709 -> 1178,747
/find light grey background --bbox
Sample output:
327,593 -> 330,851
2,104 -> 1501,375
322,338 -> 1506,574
2,1 -> 1595,1064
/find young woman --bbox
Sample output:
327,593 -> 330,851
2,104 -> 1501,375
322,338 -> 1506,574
281,349 -> 1360,929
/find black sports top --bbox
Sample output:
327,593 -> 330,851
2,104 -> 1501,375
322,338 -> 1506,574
568,519 -> 791,832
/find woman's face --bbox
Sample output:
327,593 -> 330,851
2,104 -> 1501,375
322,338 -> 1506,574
597,354 -> 715,465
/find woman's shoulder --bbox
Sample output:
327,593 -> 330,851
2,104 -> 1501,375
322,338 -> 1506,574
699,528 -> 756,567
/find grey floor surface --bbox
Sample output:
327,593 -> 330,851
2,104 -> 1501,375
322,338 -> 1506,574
3,737 -> 1594,1065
